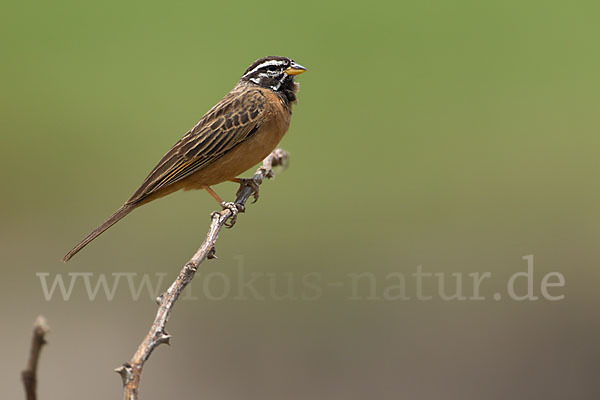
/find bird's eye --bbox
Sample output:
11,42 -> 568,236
266,65 -> 278,71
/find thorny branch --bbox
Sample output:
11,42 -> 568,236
114,148 -> 289,400
22,316 -> 50,400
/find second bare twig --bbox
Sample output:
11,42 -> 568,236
22,316 -> 50,400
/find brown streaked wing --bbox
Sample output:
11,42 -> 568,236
127,87 -> 267,204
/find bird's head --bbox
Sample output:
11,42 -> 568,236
241,56 -> 307,103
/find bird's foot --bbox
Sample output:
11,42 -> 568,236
220,201 -> 240,228
234,178 -> 260,204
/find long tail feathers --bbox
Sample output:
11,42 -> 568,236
62,204 -> 135,262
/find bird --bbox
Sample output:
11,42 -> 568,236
63,56 -> 307,262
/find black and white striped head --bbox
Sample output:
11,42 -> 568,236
241,56 -> 307,94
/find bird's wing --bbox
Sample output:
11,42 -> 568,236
127,87 -> 267,204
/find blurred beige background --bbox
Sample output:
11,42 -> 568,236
1,0 -> 599,398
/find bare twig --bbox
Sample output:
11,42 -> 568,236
115,148 -> 289,400
22,316 -> 50,400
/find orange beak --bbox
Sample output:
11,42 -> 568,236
284,61 -> 308,76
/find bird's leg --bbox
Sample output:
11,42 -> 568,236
203,185 -> 239,228
203,185 -> 224,204
230,177 -> 260,204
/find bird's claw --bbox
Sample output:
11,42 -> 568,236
220,201 -> 239,228
235,178 -> 260,204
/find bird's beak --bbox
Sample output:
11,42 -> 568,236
284,62 -> 308,76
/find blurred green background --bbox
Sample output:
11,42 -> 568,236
2,0 -> 600,398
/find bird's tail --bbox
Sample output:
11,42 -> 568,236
62,204 -> 135,262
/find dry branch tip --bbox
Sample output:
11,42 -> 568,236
22,315 -> 50,400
